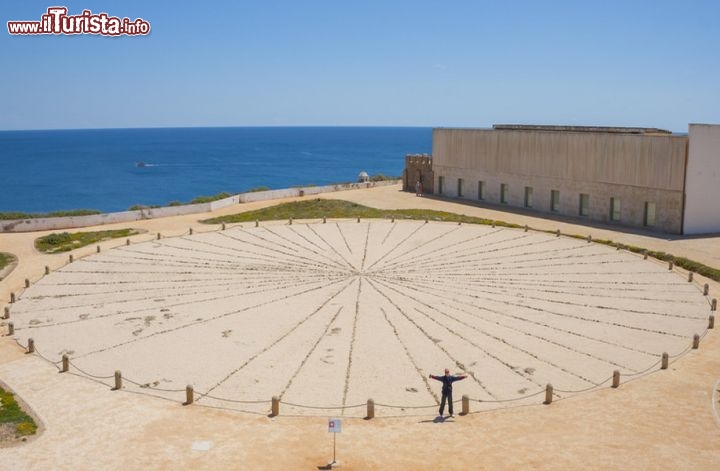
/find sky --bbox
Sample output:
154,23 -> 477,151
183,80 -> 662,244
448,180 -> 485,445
1,1 -> 718,131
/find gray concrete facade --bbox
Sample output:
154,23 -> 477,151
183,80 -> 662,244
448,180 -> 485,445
421,125 -> 720,234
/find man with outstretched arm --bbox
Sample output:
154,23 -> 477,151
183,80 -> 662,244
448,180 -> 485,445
429,368 -> 467,417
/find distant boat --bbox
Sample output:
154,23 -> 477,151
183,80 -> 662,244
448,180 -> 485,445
135,161 -> 147,168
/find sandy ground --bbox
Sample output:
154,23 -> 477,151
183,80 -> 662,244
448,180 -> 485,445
1,184 -> 719,469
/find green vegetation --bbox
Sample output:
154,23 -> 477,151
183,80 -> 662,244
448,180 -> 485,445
0,386 -> 38,438
247,186 -> 270,193
201,198 -> 522,228
370,174 -> 400,182
189,192 -> 232,204
0,209 -> 101,220
35,228 -> 140,253
0,252 -> 13,271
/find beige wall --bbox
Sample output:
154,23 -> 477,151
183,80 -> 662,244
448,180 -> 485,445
432,128 -> 688,233
684,124 -> 720,235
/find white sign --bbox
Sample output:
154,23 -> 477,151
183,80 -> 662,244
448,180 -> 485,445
328,418 -> 342,433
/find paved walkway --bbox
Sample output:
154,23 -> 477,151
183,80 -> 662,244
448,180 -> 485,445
1,184 -> 719,469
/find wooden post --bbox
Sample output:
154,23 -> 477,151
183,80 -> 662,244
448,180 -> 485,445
255,219 -> 259,227
289,217 -> 293,225
96,245 -> 101,253
114,371 -> 122,390
692,334 -> 700,349
703,284 -> 709,296
222,222 -> 226,231
69,254 -> 74,263
25,278 -> 30,288
544,384 -> 553,404
461,394 -> 469,415
323,216 -> 327,224
357,217 -> 360,223
391,217 -> 395,223
10,292 -> 15,303
157,233 -> 161,240
7,322 -> 14,336
61,354 -> 69,373
643,250 -> 648,260
661,352 -> 669,370
712,298 -> 717,311
185,385 -> 194,405
709,315 -> 715,329
126,238 -> 130,246
27,338 -> 35,354
366,398 -> 375,419
524,225 -> 528,232
688,272 -> 694,282
425,218 -> 429,224
45,265 -> 50,275
189,228 -> 193,235
3,306 -> 9,319
587,235 -> 592,243
556,229 -> 560,237
616,244 -> 621,251
271,396 -> 279,417
612,370 -> 620,388
668,261 -> 673,270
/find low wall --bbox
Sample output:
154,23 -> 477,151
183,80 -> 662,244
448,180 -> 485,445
0,180 -> 399,233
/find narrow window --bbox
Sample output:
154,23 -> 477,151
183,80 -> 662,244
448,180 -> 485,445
478,181 -> 485,200
579,193 -> 589,216
500,184 -> 509,204
438,176 -> 444,195
610,198 -> 621,221
524,187 -> 533,208
457,178 -> 464,197
551,190 -> 560,212
644,202 -> 656,227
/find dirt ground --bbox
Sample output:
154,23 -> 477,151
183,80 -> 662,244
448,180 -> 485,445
0,184 -> 719,470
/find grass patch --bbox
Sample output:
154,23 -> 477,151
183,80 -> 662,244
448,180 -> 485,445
0,209 -> 101,220
35,228 -> 140,253
201,198 -> 522,228
0,387 -> 38,438
0,252 -> 13,271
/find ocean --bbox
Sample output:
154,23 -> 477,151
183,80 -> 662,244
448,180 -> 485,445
0,127 -> 431,213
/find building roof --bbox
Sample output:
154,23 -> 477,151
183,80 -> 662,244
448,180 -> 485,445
492,124 -> 673,135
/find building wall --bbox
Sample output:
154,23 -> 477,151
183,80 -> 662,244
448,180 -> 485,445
683,124 -> 720,235
431,128 -> 688,233
403,154 -> 434,194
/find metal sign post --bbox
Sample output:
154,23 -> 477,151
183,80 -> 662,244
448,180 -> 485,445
327,418 -> 342,468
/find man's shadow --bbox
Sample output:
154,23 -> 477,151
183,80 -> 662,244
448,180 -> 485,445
418,415 -> 454,424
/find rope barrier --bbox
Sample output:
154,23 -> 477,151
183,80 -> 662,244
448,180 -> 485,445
471,389 -> 546,403
279,401 -> 366,410
66,359 -> 116,380
373,402 -> 439,409
198,393 -> 268,404
555,374 -> 614,394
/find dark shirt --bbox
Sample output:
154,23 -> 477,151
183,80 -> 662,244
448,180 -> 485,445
430,374 -> 466,394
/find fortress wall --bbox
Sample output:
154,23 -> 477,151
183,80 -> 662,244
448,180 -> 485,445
0,180 -> 400,233
431,128 -> 687,233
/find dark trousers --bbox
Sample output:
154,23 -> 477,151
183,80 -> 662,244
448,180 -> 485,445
439,391 -> 453,415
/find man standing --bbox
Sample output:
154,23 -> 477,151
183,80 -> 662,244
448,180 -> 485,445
429,368 -> 467,417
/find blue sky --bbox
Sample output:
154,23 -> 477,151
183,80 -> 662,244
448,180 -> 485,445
1,1 -> 718,131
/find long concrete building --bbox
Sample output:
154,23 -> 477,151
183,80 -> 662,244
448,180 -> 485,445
404,124 -> 720,235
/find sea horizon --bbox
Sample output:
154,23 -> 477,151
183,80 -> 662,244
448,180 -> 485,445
0,126 -> 431,214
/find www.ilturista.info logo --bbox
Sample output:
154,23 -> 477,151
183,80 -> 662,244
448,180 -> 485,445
7,7 -> 150,36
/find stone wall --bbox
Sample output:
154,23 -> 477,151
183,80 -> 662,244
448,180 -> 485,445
0,180 -> 400,233
431,128 -> 689,233
403,154 -> 434,194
